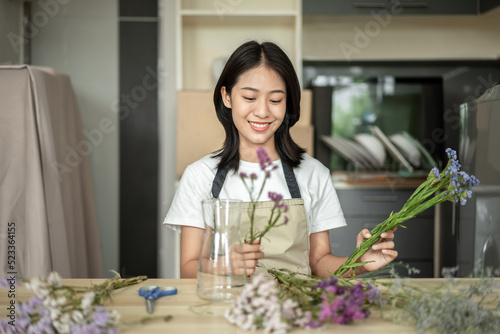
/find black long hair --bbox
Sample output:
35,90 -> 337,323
213,40 -> 305,172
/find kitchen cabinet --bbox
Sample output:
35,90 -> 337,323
330,188 -> 435,277
303,0 -> 481,15
175,0 -> 302,90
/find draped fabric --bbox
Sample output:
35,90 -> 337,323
0,65 -> 103,278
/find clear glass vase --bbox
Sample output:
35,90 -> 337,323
197,199 -> 247,302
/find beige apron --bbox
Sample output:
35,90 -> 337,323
212,163 -> 311,276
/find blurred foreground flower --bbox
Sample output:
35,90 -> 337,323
0,271 -> 147,334
226,272 -> 383,333
335,148 -> 480,277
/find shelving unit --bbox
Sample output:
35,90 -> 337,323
176,0 -> 302,90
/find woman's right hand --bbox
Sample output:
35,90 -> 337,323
232,240 -> 264,276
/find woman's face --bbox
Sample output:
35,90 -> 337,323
221,65 -> 286,159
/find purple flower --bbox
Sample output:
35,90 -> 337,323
268,192 -> 283,206
250,173 -> 258,180
256,147 -> 277,174
306,277 -> 382,328
17,296 -> 43,318
93,307 -> 111,327
71,324 -> 100,334
0,318 -> 15,334
239,172 -> 248,179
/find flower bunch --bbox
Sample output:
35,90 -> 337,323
334,148 -> 480,277
225,275 -> 311,334
0,271 -> 147,334
307,278 -> 383,327
226,270 -> 384,333
239,147 -> 289,243
380,267 -> 500,334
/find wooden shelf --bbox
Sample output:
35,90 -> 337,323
176,0 -> 302,90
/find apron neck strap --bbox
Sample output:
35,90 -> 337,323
211,161 -> 302,199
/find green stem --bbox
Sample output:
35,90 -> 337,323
334,183 -> 455,277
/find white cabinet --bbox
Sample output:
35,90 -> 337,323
176,0 -> 302,90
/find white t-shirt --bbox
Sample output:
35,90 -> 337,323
163,153 -> 347,234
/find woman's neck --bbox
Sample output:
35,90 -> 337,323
239,143 -> 279,163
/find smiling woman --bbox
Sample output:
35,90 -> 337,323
163,41 -> 398,279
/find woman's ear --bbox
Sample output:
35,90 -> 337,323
221,86 -> 232,109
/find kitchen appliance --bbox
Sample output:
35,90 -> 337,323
457,84 -> 500,276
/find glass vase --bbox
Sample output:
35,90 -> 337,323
197,199 -> 246,302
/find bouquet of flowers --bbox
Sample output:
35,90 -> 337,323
335,148 -> 480,276
0,271 -> 147,334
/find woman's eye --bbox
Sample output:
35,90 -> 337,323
270,100 -> 282,104
243,97 -> 255,101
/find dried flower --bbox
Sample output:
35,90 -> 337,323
0,271 -> 146,334
240,147 -> 288,244
225,275 -> 310,333
380,268 -> 500,334
263,265 -> 500,334
334,148 -> 480,277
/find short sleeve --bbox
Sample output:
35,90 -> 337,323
162,160 -> 214,232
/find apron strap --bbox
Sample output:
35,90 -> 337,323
282,162 -> 302,199
211,164 -> 230,199
212,161 -> 301,199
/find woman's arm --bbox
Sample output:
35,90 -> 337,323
180,226 -> 204,278
309,229 -> 397,278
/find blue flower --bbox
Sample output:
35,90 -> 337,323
431,167 -> 441,180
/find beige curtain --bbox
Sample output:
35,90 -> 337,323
0,65 -> 103,279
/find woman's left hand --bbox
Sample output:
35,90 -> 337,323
357,227 -> 398,273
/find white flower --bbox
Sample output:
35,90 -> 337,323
53,313 -> 71,334
71,310 -> 85,324
81,291 -> 95,313
49,307 -> 61,320
47,272 -> 62,287
26,277 -> 50,298
110,309 -> 121,324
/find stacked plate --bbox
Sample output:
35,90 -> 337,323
352,133 -> 387,168
321,135 -> 382,170
389,133 -> 422,168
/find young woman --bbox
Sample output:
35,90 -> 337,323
164,41 -> 397,278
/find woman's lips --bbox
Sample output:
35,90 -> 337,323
249,121 -> 271,132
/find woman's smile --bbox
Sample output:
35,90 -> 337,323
249,121 -> 272,132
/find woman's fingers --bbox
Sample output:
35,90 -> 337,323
230,242 -> 265,275
372,240 -> 395,250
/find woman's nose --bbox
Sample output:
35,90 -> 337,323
253,99 -> 270,118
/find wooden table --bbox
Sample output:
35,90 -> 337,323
2,278 -> 498,333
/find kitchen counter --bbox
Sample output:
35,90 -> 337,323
332,171 -> 429,190
3,278 -> 499,333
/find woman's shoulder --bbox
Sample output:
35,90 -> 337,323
181,154 -> 220,183
298,153 -> 330,173
185,153 -> 220,171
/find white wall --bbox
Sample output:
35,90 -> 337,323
30,0 -> 119,277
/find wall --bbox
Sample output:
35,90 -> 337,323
0,0 -> 23,64
30,0 -> 119,277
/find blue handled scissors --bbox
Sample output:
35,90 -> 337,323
138,285 -> 177,314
